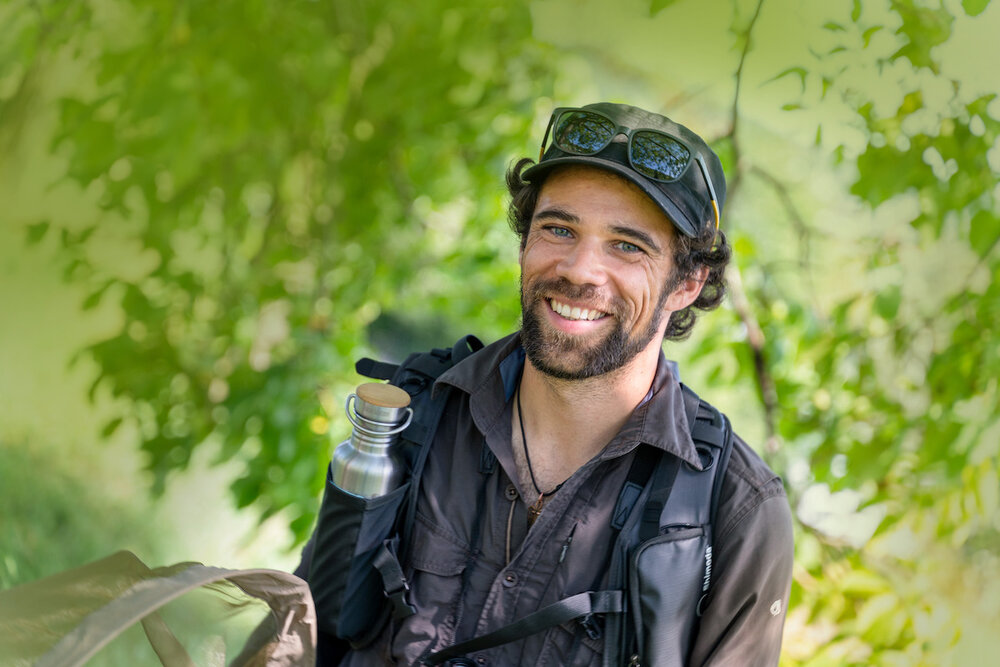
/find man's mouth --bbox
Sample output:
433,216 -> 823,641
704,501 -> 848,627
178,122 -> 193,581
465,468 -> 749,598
548,298 -> 609,322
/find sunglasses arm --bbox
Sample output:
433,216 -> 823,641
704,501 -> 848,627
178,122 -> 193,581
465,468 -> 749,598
538,116 -> 555,162
695,155 -> 721,231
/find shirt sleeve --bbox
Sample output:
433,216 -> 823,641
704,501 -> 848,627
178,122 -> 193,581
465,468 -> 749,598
688,478 -> 795,667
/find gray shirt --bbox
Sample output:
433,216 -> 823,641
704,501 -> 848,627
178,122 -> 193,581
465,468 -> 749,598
341,333 -> 793,666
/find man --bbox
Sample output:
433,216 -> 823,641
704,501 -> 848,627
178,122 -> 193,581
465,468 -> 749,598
302,102 -> 794,666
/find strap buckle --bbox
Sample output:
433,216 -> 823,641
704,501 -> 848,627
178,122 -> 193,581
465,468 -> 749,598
384,575 -> 416,618
374,538 -> 417,619
579,614 -> 603,640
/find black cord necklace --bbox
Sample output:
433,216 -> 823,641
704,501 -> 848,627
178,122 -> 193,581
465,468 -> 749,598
516,381 -> 562,521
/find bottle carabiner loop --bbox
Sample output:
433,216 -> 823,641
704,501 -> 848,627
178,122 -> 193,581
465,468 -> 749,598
345,393 -> 414,437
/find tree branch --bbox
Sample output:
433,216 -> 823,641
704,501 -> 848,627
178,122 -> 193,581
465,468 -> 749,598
750,164 -> 823,309
726,0 -> 767,197
723,0 -> 781,458
726,264 -> 780,457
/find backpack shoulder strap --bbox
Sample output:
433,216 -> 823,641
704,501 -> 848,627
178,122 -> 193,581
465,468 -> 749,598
356,334 -> 484,620
606,384 -> 734,664
671,384 -> 734,604
667,385 -> 733,522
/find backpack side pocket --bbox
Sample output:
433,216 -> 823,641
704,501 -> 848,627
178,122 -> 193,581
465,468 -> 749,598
629,526 -> 709,666
309,466 -> 410,645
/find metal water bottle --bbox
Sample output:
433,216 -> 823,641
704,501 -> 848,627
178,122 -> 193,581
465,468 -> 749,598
330,382 -> 413,498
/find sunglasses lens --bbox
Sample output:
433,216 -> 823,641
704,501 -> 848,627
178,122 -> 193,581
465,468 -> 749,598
552,111 -> 616,155
631,131 -> 691,181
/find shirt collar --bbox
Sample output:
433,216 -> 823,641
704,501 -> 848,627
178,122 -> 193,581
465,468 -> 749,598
437,332 -> 702,470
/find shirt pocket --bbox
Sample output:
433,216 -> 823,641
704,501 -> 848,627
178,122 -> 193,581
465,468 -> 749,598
393,511 -> 471,656
539,622 -> 604,667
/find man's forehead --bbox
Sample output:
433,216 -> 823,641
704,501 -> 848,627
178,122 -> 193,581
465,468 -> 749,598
538,166 -> 679,229
535,165 -> 680,248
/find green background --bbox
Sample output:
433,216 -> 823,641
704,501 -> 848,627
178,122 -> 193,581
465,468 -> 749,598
2,0 -> 998,663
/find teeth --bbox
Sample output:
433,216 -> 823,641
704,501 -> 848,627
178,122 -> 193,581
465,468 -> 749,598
550,299 -> 606,321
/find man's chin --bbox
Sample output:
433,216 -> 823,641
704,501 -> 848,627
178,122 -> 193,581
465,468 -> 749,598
525,353 -> 599,381
523,333 -> 622,380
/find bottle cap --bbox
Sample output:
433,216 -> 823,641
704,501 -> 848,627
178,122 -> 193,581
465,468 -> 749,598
356,382 -> 411,409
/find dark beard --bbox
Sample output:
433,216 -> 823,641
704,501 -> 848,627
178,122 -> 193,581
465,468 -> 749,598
520,276 -> 672,380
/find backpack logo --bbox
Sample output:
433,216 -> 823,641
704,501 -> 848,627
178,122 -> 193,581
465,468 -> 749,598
702,546 -> 713,592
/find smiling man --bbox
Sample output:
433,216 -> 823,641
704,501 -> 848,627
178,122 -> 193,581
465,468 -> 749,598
302,103 -> 794,666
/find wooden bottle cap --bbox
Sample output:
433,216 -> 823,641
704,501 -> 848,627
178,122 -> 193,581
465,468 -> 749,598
356,382 -> 411,408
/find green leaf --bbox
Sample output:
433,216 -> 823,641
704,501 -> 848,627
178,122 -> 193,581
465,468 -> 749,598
969,210 -> 1000,257
823,21 -> 846,32
82,281 -> 113,311
767,66 -> 808,92
781,103 -> 803,111
891,2 -> 954,73
962,0 -> 991,17
874,285 -> 902,319
100,417 -> 124,438
650,0 -> 680,16
862,25 -> 883,48
25,221 -> 50,245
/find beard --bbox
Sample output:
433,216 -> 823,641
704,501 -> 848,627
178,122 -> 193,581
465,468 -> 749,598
520,276 -> 674,380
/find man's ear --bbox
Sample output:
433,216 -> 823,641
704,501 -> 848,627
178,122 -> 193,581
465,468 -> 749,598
664,266 -> 709,312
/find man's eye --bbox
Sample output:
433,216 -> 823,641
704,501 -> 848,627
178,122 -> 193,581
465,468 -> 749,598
616,241 -> 642,253
547,226 -> 572,238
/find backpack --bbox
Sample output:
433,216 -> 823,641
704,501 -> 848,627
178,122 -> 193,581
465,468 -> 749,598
308,335 -> 733,666
1,550 -> 316,667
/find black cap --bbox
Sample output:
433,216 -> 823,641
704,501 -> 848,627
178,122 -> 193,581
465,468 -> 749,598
522,103 -> 726,238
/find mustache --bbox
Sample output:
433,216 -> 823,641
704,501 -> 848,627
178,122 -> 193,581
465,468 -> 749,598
522,277 -> 620,315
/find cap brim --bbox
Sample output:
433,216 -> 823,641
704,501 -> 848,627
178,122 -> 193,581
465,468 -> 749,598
522,155 -> 699,238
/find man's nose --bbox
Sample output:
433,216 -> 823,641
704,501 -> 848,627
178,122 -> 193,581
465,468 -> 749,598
555,239 -> 608,286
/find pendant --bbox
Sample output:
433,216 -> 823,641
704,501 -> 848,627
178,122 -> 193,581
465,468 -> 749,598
528,493 -> 545,525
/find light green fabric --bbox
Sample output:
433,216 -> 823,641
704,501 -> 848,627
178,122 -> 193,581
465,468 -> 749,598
0,551 -> 315,666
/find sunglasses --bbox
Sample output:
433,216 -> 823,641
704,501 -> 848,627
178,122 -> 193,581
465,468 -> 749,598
539,107 -> 721,231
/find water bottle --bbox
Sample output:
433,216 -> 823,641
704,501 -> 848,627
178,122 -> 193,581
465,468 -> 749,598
330,382 -> 413,498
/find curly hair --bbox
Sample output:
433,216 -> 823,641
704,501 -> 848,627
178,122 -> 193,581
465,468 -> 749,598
506,158 -> 731,341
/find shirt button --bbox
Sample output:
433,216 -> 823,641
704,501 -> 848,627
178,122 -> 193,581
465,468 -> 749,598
504,484 -> 518,501
476,656 -> 488,665
502,571 -> 518,587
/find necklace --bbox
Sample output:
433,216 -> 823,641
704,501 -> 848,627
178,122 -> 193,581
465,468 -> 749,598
516,381 -> 563,522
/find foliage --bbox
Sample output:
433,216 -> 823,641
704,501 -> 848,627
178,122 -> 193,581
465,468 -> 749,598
6,0 -> 553,543
0,440 -> 164,589
681,0 -> 1000,663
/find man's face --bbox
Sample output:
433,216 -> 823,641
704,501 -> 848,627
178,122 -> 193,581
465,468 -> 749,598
519,166 -> 701,380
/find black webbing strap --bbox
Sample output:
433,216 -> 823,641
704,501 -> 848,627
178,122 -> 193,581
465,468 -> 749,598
421,590 -> 625,666
638,453 -> 682,543
373,537 -> 416,618
375,335 -> 485,621
708,413 -> 734,537
451,334 -> 485,365
611,446 -> 658,530
354,357 -> 399,381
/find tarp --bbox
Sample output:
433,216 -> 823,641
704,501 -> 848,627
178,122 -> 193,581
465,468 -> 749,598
0,551 -> 315,666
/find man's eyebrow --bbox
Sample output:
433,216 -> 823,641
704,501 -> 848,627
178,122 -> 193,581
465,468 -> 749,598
532,208 -> 664,254
532,206 -> 579,223
611,225 -> 662,254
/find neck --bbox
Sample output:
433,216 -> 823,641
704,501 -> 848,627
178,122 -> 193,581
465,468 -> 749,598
515,342 -> 661,490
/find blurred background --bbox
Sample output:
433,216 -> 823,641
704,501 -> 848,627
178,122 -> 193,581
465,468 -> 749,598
1,0 -> 998,663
